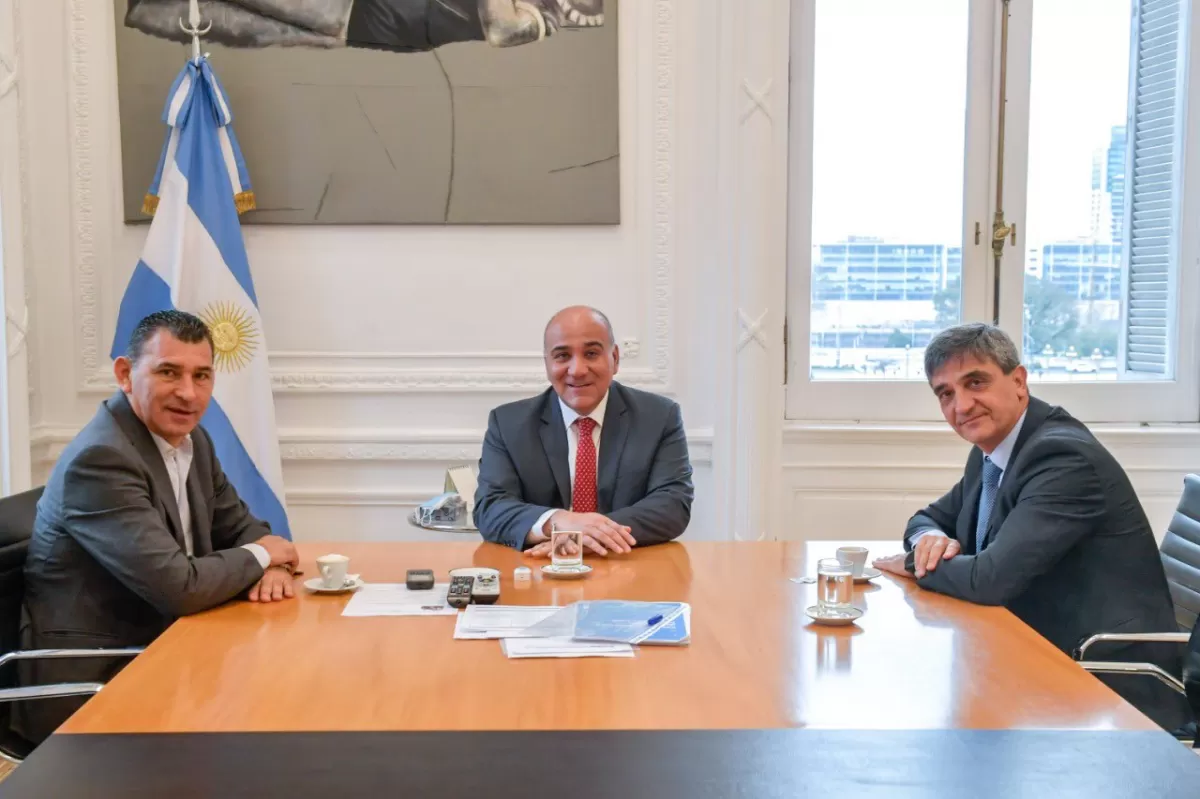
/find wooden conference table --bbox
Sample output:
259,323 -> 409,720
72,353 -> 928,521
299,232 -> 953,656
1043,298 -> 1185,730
3,541 -> 1199,797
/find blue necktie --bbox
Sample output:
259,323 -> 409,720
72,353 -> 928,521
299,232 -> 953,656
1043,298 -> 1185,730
976,456 -> 1002,552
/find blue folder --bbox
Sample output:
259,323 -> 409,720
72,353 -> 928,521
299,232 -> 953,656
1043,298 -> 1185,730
570,600 -> 691,646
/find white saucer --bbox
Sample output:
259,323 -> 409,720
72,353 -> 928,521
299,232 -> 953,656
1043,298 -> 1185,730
805,604 -> 863,626
304,575 -> 364,594
541,564 -> 592,580
854,567 -> 882,583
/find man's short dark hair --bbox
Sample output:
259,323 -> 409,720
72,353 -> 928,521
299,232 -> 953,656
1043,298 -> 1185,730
126,310 -> 214,363
924,323 -> 1021,382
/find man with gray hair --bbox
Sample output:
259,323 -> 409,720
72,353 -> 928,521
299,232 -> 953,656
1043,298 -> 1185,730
873,323 -> 1188,732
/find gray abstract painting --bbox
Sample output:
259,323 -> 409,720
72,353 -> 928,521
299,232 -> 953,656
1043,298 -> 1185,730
113,1 -> 619,224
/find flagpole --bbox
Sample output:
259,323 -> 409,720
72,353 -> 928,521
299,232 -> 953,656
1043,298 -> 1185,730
178,0 -> 211,63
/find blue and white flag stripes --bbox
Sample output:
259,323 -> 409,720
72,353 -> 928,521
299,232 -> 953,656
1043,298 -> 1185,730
111,57 -> 290,539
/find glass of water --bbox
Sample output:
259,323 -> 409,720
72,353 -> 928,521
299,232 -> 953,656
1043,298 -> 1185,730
550,529 -> 584,570
816,558 -> 853,616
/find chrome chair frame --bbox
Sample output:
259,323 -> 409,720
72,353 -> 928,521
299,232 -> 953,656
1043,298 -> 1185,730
0,647 -> 143,765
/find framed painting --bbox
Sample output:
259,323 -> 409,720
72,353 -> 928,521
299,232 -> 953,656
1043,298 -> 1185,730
113,1 -> 619,224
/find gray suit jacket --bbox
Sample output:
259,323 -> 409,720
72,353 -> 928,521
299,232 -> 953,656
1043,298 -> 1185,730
904,396 -> 1188,731
15,392 -> 270,742
474,383 -> 694,550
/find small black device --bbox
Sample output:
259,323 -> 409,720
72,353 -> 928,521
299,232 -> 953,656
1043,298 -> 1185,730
406,569 -> 435,591
447,575 -> 474,609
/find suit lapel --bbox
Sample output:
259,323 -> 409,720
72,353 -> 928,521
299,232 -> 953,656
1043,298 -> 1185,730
1006,397 -> 1052,468
980,397 -> 1053,547
596,386 -> 629,513
539,393 -> 572,509
105,392 -> 187,548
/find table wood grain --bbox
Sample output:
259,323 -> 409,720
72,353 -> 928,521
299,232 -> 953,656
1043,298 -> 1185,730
59,541 -> 1157,734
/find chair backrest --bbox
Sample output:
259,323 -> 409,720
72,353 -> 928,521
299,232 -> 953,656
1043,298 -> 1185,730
0,487 -> 43,664
1185,615 -> 1200,727
1161,474 -> 1200,633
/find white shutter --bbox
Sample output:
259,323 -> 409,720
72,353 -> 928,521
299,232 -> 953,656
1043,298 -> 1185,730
1122,0 -> 1185,375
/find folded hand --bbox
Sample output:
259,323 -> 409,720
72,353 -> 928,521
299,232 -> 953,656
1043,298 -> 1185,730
872,554 -> 913,579
248,566 -> 295,602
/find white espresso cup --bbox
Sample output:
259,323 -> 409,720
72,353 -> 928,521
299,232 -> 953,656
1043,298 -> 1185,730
316,553 -> 350,589
836,546 -> 869,578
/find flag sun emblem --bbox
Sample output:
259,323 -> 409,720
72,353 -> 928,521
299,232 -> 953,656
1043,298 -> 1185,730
199,302 -> 259,372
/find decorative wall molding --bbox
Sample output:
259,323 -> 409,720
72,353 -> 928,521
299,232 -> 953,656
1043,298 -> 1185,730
80,364 -> 668,394
68,0 -> 100,384
1,0 -> 34,491
31,425 -> 715,467
651,0 -> 675,385
783,419 -> 1200,454
14,0 -> 37,414
287,489 -> 433,508
736,308 -> 768,353
708,0 -> 790,542
0,41 -> 16,99
67,0 -> 678,396
740,79 -> 774,125
780,421 -> 1200,541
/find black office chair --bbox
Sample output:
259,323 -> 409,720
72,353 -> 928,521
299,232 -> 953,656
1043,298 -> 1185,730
1074,473 -> 1200,745
0,487 -> 142,764
1185,618 -> 1200,736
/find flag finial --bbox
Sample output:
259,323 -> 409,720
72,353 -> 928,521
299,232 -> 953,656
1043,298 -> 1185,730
178,0 -> 212,64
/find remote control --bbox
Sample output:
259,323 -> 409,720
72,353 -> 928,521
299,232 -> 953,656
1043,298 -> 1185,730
448,567 -> 502,605
447,575 -> 474,609
470,571 -> 501,605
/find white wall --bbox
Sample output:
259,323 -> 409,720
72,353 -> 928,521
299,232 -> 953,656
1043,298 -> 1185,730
14,0 -> 744,543
782,423 -> 1200,545
9,1 -> 1192,549
0,0 -> 32,496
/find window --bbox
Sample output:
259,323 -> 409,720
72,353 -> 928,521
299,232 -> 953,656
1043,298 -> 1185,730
787,0 -> 1200,422
787,0 -> 991,415
1022,0 -> 1176,384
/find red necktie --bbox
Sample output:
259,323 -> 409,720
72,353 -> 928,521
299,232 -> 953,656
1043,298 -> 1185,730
572,417 -> 598,514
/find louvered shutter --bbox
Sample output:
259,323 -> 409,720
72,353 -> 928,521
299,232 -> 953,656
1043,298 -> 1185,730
1122,0 -> 1184,375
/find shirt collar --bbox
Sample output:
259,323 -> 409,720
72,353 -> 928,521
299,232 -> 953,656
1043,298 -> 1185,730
984,409 -> 1027,472
150,431 -> 193,459
558,390 -> 609,433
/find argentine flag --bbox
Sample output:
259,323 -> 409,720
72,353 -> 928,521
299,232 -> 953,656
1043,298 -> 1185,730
110,57 -> 290,539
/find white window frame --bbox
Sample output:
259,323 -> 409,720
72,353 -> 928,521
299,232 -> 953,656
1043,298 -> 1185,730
1002,0 -> 1200,422
785,0 -> 1200,423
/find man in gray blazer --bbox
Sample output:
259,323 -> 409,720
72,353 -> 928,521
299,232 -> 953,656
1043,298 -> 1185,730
474,306 -> 693,555
874,323 -> 1189,732
16,310 -> 297,742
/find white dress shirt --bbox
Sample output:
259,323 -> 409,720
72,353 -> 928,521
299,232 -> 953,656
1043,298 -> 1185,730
150,433 -> 270,570
531,391 -> 610,536
913,409 -> 1029,545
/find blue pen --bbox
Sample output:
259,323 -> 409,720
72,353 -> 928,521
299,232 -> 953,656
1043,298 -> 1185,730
647,614 -> 664,626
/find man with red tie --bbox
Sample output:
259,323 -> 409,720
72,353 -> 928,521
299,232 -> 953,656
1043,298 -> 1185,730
474,306 -> 694,556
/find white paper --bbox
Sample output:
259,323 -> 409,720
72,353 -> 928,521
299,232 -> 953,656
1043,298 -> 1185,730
501,637 -> 635,659
454,605 -> 560,639
445,465 -> 478,515
341,583 -> 457,617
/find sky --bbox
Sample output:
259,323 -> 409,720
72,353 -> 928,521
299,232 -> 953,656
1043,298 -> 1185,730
810,0 -> 1133,250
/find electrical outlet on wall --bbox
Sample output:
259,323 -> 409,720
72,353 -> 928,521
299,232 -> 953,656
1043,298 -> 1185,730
621,338 -> 640,358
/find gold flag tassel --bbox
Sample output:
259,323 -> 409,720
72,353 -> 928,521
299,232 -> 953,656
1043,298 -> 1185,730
142,193 -> 160,216
234,190 -> 257,215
